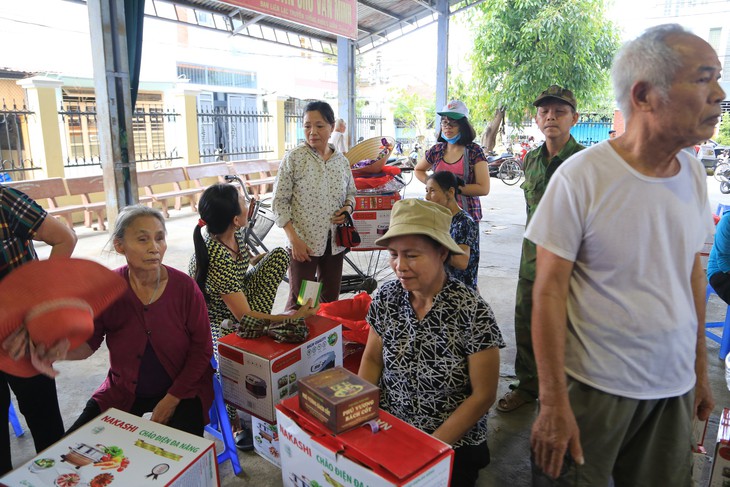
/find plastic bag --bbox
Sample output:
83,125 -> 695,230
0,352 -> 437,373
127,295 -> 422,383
317,292 -> 372,345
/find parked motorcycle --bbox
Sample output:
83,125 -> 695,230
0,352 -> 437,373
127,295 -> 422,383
714,149 -> 730,194
387,140 -> 420,170
486,150 -> 515,177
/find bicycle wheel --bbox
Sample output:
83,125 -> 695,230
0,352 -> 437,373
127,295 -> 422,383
722,181 -> 730,194
715,163 -> 730,182
340,249 -> 394,295
498,160 -> 522,186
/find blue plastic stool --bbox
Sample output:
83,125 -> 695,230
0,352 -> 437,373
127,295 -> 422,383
204,357 -> 242,476
9,403 -> 23,437
717,203 -> 730,217
705,283 -> 730,359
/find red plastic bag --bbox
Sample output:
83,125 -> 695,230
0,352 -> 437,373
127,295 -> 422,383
353,165 -> 401,190
317,292 -> 372,345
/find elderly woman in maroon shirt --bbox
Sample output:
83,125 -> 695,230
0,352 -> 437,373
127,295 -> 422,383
66,205 -> 214,436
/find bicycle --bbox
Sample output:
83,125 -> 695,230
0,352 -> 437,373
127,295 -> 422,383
224,174 -> 389,295
497,158 -> 523,186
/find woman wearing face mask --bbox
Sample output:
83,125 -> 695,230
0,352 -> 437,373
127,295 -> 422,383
272,101 -> 357,309
425,172 -> 480,291
414,100 -> 490,221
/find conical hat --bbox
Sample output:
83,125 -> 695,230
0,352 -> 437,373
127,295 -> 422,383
344,136 -> 395,168
0,258 -> 127,377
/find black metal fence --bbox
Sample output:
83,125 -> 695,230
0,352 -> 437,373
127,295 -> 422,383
59,103 -> 181,169
197,107 -> 273,162
283,105 -> 388,151
0,100 -> 38,181
355,114 -> 385,143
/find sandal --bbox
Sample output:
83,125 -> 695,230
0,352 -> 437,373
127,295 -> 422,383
496,390 -> 535,413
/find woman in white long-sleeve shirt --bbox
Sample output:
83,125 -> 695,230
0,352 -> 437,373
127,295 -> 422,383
272,101 -> 356,309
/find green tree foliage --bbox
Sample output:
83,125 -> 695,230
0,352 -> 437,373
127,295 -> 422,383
461,0 -> 620,148
717,115 -> 730,146
389,88 -> 436,140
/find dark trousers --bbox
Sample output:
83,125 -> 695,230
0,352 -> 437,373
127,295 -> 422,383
710,271 -> 730,305
451,441 -> 490,487
67,396 -> 205,437
0,372 -> 65,475
286,238 -> 344,310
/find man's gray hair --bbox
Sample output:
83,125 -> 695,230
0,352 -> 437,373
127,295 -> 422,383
336,118 -> 346,128
612,24 -> 689,118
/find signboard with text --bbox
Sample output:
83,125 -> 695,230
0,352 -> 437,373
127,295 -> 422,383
221,0 -> 358,40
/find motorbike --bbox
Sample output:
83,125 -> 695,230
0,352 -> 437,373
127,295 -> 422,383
486,149 -> 515,177
387,140 -> 419,170
714,149 -> 730,194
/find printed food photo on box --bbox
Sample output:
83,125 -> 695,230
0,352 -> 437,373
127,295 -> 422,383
0,408 -> 218,487
218,316 -> 343,423
252,416 -> 281,467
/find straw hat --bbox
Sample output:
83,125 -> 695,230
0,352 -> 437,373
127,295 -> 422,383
344,136 -> 395,168
374,199 -> 464,254
0,258 -> 127,377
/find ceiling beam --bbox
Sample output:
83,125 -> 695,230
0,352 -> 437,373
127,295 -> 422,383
358,1 -> 401,21
230,13 -> 265,35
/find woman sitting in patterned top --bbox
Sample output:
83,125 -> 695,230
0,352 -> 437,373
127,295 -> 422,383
190,183 -> 317,346
425,171 -> 480,290
359,199 -> 504,487
190,184 -> 316,447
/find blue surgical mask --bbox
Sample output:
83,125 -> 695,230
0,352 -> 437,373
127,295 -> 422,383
442,133 -> 461,144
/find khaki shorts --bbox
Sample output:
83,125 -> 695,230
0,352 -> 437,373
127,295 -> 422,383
532,378 -> 693,487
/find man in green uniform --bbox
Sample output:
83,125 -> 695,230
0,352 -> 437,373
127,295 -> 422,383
497,85 -> 585,412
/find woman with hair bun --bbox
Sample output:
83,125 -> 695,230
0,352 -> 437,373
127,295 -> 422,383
425,171 -> 480,290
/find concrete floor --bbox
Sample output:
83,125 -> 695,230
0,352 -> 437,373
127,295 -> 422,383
8,175 -> 730,486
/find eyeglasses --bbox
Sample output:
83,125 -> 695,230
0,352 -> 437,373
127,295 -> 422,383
440,119 -> 458,128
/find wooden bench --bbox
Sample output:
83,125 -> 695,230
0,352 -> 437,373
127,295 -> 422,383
228,159 -> 277,197
136,167 -> 203,218
65,175 -> 108,231
5,178 -> 85,229
184,162 -> 231,191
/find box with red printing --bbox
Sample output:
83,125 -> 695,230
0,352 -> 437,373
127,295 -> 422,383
252,416 -> 281,467
352,193 -> 400,250
218,315 -> 343,423
276,396 -> 453,486
354,193 -> 400,211
0,408 -> 218,486
710,408 -> 730,486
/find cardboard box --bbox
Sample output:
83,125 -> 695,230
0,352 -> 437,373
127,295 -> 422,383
694,446 -> 713,487
218,315 -> 343,423
0,408 -> 218,487
276,396 -> 453,486
252,416 -> 280,467
710,408 -> 730,486
298,366 -> 379,434
695,416 -> 710,452
352,193 -> 400,250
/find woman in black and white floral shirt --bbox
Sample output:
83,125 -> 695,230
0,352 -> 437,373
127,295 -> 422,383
359,199 -> 504,487
272,101 -> 356,309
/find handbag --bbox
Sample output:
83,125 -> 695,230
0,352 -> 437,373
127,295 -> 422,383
336,211 -> 361,248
